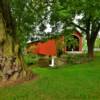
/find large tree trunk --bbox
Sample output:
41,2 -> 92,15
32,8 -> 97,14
86,26 -> 99,59
85,17 -> 94,60
86,31 -> 98,59
0,1 -> 33,82
87,39 -> 94,59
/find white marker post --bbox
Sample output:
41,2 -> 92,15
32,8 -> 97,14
49,56 -> 56,67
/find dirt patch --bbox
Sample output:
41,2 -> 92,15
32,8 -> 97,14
0,73 -> 38,88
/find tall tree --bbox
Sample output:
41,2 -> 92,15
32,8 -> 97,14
11,0 -> 47,47
0,0 -> 33,81
51,0 -> 100,59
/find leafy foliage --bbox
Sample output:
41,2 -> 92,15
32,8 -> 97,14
51,0 -> 100,58
66,53 -> 89,64
95,37 -> 100,48
23,53 -> 39,65
10,0 -> 47,49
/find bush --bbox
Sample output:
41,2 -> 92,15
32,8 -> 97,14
66,53 -> 88,64
95,37 -> 100,48
23,53 -> 39,65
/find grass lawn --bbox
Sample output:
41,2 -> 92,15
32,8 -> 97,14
0,52 -> 100,100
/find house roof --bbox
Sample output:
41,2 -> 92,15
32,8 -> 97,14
27,33 -> 62,44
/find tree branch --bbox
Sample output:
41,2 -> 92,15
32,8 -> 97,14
71,22 -> 86,32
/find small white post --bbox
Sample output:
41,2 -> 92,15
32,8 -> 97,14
49,56 -> 55,67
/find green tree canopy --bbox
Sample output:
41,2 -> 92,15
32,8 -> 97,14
51,0 -> 100,58
10,0 -> 48,49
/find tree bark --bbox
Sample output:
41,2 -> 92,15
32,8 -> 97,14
0,0 -> 33,82
87,38 -> 94,59
86,20 -> 100,59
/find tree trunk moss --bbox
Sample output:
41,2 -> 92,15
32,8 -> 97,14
0,11 -> 33,82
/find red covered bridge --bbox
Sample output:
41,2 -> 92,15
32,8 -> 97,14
26,32 -> 82,56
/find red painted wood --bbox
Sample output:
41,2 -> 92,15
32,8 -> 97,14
35,39 -> 57,56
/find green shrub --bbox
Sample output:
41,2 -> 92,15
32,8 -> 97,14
95,37 -> 100,48
23,53 -> 39,65
66,53 -> 88,64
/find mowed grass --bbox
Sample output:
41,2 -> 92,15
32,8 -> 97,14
0,52 -> 100,100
